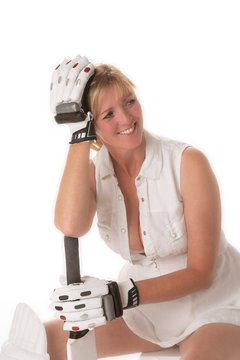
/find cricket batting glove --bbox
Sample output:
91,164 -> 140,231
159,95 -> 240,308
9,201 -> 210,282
50,54 -> 96,144
50,276 -> 139,332
0,303 -> 49,360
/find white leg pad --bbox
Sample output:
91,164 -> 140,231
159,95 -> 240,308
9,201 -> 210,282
0,303 -> 49,360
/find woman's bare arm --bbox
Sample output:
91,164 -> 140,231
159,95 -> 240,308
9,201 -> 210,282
54,142 -> 96,237
136,147 -> 222,304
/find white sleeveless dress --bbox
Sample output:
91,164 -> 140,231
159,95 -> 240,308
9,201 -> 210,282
92,129 -> 240,348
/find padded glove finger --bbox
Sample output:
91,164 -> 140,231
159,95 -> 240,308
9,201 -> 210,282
62,56 -> 91,103
63,316 -> 106,332
51,55 -> 82,108
54,307 -> 104,322
50,58 -> 68,113
50,296 -> 103,313
50,277 -> 109,302
55,56 -> 81,105
70,62 -> 95,104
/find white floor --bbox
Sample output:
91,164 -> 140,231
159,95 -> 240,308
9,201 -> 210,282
101,346 -> 180,359
101,354 -> 141,359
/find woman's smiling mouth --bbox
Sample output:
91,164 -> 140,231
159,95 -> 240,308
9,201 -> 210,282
117,122 -> 136,135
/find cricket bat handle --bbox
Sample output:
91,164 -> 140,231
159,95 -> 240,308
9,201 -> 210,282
64,235 -> 89,339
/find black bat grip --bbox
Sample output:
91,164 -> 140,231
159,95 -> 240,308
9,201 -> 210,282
64,236 -> 89,340
64,236 -> 81,284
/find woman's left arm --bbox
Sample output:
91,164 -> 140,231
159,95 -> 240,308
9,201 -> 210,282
136,147 -> 222,304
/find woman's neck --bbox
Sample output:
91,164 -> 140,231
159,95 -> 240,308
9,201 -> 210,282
108,135 -> 146,179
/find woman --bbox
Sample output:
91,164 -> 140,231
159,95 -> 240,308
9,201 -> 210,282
47,55 -> 240,360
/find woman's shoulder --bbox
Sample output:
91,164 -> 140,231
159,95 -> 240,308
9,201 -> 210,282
181,146 -> 213,177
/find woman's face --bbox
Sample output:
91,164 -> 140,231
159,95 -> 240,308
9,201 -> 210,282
94,86 -> 144,152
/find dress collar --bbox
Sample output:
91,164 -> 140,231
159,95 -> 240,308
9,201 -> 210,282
98,129 -> 163,180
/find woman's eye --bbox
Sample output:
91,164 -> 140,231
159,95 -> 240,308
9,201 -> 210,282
126,98 -> 135,106
103,111 -> 113,120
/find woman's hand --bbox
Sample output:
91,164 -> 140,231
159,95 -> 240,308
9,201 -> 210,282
50,54 -> 96,144
50,276 -> 139,332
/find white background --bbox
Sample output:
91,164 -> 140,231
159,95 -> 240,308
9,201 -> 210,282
0,0 -> 239,345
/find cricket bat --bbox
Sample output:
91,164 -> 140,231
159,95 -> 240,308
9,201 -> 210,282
64,236 -> 98,360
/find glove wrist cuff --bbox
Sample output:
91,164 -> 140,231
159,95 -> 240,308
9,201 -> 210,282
118,279 -> 139,310
69,119 -> 96,144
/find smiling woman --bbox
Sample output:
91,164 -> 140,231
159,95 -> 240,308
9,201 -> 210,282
3,54 -> 239,360
44,55 -> 240,360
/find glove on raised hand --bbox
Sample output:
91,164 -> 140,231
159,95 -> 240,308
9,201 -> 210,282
50,55 -> 96,144
50,276 -> 139,332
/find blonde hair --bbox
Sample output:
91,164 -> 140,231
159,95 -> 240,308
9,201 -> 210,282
88,64 -> 135,151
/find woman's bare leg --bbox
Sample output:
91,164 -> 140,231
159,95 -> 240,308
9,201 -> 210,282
95,317 -> 163,358
45,318 -> 164,360
179,323 -> 240,360
45,320 -> 69,360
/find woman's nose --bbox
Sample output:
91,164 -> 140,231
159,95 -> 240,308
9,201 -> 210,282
118,108 -> 132,124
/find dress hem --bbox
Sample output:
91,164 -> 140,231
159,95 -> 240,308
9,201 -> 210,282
122,310 -> 240,348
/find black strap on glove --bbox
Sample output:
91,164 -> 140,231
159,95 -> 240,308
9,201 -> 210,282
70,119 -> 96,144
106,279 -> 139,320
